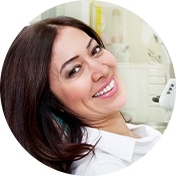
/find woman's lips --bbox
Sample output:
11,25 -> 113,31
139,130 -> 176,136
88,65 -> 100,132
93,78 -> 118,98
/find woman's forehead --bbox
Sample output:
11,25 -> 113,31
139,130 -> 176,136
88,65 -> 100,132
50,26 -> 94,74
53,26 -> 91,55
56,26 -> 89,40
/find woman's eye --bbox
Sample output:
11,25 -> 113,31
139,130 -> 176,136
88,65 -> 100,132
91,45 -> 102,56
67,65 -> 82,78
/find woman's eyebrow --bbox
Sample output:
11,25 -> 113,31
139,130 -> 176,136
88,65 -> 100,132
60,55 -> 79,74
60,38 -> 94,74
86,38 -> 94,49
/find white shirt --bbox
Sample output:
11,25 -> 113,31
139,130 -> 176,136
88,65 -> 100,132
71,123 -> 162,176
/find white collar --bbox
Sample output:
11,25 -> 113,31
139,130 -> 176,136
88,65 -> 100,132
84,123 -> 162,162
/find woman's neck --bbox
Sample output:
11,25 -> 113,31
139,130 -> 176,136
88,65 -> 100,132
97,111 -> 140,138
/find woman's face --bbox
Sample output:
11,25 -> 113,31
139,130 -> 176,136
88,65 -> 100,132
49,26 -> 127,125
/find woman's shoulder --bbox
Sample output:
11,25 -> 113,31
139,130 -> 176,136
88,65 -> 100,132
71,148 -> 126,175
72,124 -> 162,175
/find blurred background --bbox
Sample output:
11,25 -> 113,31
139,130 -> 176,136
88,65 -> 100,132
31,0 -> 175,133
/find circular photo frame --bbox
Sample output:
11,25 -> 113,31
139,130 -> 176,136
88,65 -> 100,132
0,1 -> 176,176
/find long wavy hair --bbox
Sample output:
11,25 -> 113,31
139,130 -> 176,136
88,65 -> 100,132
0,16 -> 104,173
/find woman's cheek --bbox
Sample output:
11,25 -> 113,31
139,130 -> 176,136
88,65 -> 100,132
62,81 -> 90,102
105,50 -> 117,63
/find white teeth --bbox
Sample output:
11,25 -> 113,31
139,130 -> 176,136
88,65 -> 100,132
110,79 -> 114,87
94,79 -> 115,97
103,88 -> 108,93
106,85 -> 111,91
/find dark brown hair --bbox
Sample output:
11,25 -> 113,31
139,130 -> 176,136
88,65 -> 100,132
0,16 -> 104,173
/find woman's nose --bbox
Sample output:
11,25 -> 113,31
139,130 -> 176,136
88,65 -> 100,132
90,61 -> 109,82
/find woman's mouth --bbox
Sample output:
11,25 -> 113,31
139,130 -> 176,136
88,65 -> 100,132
93,79 -> 118,98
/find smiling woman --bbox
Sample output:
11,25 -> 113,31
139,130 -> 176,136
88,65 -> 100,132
49,25 -> 127,127
0,16 -> 162,175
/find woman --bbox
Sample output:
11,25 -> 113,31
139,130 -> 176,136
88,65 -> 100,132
0,16 -> 161,175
